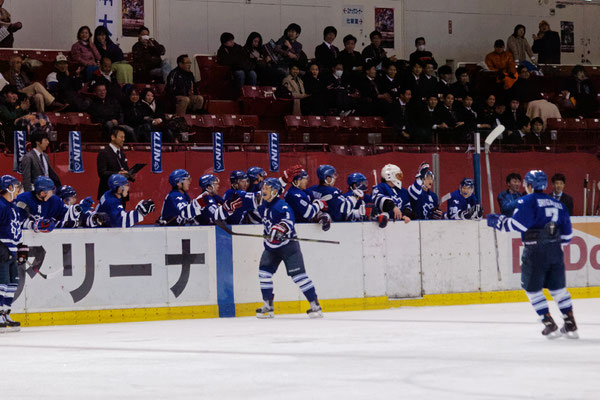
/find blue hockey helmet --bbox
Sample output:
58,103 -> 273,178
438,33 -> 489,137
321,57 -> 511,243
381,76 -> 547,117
316,164 -> 336,181
247,166 -> 267,181
261,177 -> 283,194
34,176 -> 55,193
108,174 -> 129,191
347,172 -> 368,190
460,178 -> 475,188
0,175 -> 19,192
524,170 -> 547,191
230,170 -> 248,185
169,169 -> 190,187
57,185 -> 77,200
199,174 -> 219,191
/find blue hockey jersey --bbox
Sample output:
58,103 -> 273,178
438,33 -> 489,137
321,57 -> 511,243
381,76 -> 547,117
16,191 -> 80,228
258,196 -> 296,250
223,189 -> 258,225
497,190 -> 523,217
0,197 -> 24,254
447,190 -> 478,220
408,179 -> 439,220
307,184 -> 354,222
285,186 -> 321,223
195,194 -> 226,225
159,190 -> 203,226
371,183 -> 411,217
96,191 -> 143,228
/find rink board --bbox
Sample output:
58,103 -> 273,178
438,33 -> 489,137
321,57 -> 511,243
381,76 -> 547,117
11,217 -> 600,326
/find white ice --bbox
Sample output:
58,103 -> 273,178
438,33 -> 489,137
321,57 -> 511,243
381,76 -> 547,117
2,299 -> 600,400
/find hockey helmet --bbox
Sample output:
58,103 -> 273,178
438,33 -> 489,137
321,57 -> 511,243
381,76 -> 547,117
0,175 -> 19,192
347,173 -> 368,190
34,176 -> 55,193
199,174 -> 219,191
57,185 -> 77,200
524,170 -> 547,191
230,170 -> 248,185
460,178 -> 474,188
381,164 -> 403,189
316,164 -> 336,181
108,174 -> 129,192
169,169 -> 190,187
247,166 -> 267,181
262,177 -> 283,194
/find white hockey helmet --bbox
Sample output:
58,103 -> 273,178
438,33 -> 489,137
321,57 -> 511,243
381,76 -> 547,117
381,164 -> 403,189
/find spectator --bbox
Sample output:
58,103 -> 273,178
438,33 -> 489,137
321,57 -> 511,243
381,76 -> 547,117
551,173 -> 574,216
413,93 -> 446,143
275,23 -> 307,75
532,20 -> 560,64
93,25 -> 133,84
132,26 -> 170,83
337,34 -> 363,76
528,117 -> 550,145
436,92 -> 467,143
20,130 -> 61,192
302,62 -> 326,115
314,26 -> 339,72
563,65 -> 597,118
402,61 -> 423,100
507,24 -> 534,64
96,126 -> 135,202
456,94 -> 480,141
485,39 -> 517,89
356,61 -> 393,117
500,98 -> 524,134
497,172 -> 523,216
217,32 -> 257,92
419,61 -> 437,101
435,65 -> 453,97
391,88 -> 414,142
476,93 -> 496,129
88,82 -> 123,137
90,57 -> 123,101
450,67 -> 472,101
409,37 -> 437,69
244,32 -> 276,85
0,0 -> 22,48
511,64 -> 561,122
6,54 -> 65,112
321,61 -> 358,116
376,61 -> 401,100
504,115 -> 531,144
282,63 -> 308,115
139,88 -> 166,141
166,54 -> 204,116
0,84 -> 28,146
46,54 -> 89,111
361,31 -> 395,68
121,87 -> 145,142
71,26 -> 101,80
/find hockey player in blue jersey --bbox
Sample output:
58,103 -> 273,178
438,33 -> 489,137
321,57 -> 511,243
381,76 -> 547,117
255,178 -> 323,319
307,164 -> 357,222
96,174 -> 155,228
447,178 -> 482,220
223,170 -> 259,224
17,176 -> 93,229
158,169 -> 209,226
246,167 -> 267,193
343,173 -> 372,222
194,174 -> 243,225
56,185 -> 110,228
487,170 -> 577,339
497,172 -> 523,216
408,162 -> 443,220
371,164 -> 413,227
0,175 -> 54,332
284,167 -> 330,230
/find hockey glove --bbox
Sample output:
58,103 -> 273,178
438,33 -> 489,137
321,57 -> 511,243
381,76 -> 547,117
223,195 -> 243,215
474,204 -> 483,220
281,164 -> 304,184
317,212 -> 331,232
79,196 -> 94,213
92,212 -> 110,227
17,243 -> 28,265
352,188 -> 364,200
193,192 -> 210,210
486,213 -> 507,230
269,223 -> 289,244
416,162 -> 430,179
312,199 -> 327,212
33,218 -> 55,233
460,206 -> 476,220
403,208 -> 416,220
431,208 -> 444,220
136,199 -> 155,217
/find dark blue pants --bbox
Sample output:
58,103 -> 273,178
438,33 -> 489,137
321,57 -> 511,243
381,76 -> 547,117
521,241 -> 566,292
0,257 -> 19,308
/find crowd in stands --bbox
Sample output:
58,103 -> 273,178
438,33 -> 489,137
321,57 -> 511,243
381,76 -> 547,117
0,13 -> 597,148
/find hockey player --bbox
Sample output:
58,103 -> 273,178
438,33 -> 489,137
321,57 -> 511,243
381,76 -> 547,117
223,170 -> 259,225
255,178 -> 323,319
284,168 -> 330,230
56,185 -> 110,228
371,164 -> 413,227
96,174 -> 155,228
497,172 -> 523,216
194,174 -> 243,225
487,170 -> 577,339
307,165 -> 358,222
343,173 -> 371,222
17,177 -> 93,229
446,178 -> 482,220
247,167 -> 267,193
0,175 -> 54,332
408,162 -> 443,220
158,169 -> 208,226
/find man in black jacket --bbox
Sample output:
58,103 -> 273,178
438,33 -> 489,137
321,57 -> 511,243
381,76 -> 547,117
166,54 -> 204,116
532,20 -> 561,64
88,82 -> 123,138
409,37 -> 437,69
413,94 -> 446,143
96,126 -> 136,202
314,26 -> 339,72
550,173 -> 574,216
217,32 -> 257,91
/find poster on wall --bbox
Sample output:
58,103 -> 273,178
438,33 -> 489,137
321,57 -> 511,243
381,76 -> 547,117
560,21 -> 574,53
342,6 -> 364,27
123,0 -> 145,37
374,7 -> 394,48
96,0 -> 119,37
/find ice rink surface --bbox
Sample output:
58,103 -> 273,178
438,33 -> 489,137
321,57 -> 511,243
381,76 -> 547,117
2,299 -> 600,400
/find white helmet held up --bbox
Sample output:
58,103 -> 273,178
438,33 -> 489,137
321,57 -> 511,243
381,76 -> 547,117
381,164 -> 403,189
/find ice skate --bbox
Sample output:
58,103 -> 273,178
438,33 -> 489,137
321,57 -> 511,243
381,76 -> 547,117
2,310 -> 21,332
560,311 -> 579,339
256,299 -> 274,319
0,313 -> 8,334
307,300 -> 323,318
540,313 -> 560,339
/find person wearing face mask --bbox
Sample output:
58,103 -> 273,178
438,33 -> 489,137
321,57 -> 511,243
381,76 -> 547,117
409,37 -> 437,70
322,62 -> 357,116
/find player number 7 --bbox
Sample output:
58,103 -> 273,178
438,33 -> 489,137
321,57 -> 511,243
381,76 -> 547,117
545,207 -> 559,222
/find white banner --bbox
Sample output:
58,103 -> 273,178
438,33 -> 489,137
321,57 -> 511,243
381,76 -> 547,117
96,0 -> 120,37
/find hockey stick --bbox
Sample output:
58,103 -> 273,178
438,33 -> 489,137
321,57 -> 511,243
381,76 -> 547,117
485,125 -> 505,282
215,221 -> 340,245
440,192 -> 452,205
